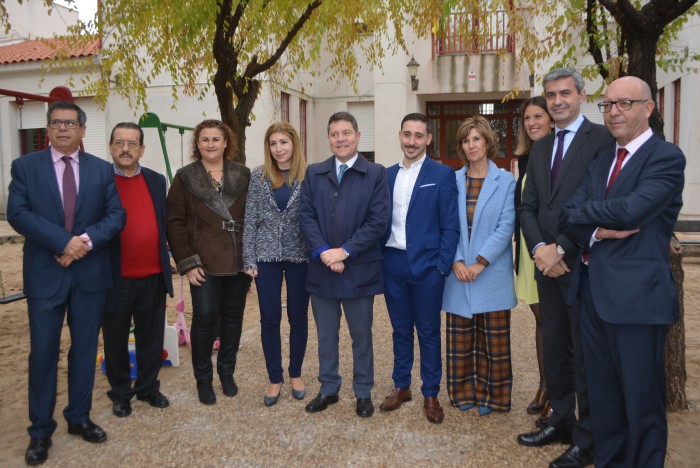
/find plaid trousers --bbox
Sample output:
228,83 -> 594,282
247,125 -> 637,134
446,310 -> 512,411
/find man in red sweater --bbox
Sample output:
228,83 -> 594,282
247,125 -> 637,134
102,123 -> 174,417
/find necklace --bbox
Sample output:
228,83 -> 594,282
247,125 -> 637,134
207,171 -> 223,193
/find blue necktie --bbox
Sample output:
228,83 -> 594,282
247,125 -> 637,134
338,164 -> 348,183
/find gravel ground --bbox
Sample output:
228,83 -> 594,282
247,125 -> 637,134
0,234 -> 698,466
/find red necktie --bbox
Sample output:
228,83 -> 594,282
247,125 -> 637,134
606,147 -> 628,196
550,130 -> 569,187
62,156 -> 77,232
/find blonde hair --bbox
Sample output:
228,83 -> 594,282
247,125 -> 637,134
262,122 -> 306,188
455,115 -> 499,163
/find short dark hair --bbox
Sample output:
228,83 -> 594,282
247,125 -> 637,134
110,122 -> 144,146
327,111 -> 358,133
401,113 -> 431,134
543,67 -> 585,93
47,101 -> 86,126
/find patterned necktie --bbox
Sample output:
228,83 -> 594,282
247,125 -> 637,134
606,147 -> 628,196
338,164 -> 348,183
62,156 -> 77,232
550,130 -> 570,187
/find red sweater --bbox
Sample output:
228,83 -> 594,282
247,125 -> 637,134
115,173 -> 162,278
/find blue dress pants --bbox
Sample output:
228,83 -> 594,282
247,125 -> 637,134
382,248 -> 444,397
255,261 -> 309,383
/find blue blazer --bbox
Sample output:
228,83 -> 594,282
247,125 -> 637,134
300,154 -> 390,299
382,157 -> 459,276
107,166 -> 174,307
559,134 -> 685,325
7,149 -> 126,298
442,160 -> 517,317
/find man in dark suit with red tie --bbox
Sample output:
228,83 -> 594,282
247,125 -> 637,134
517,68 -> 613,468
560,76 -> 685,467
7,101 -> 125,465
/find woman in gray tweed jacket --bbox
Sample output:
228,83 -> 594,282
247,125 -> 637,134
243,122 -> 310,407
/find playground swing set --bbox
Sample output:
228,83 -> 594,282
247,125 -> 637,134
0,85 -> 197,374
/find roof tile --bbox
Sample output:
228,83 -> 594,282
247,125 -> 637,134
0,37 -> 99,65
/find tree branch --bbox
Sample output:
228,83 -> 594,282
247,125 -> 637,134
586,0 -> 608,80
245,0 -> 323,77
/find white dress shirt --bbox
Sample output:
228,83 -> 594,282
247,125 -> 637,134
385,155 -> 427,250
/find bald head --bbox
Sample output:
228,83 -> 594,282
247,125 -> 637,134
603,76 -> 655,147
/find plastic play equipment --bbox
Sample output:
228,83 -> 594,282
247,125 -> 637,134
138,112 -> 193,183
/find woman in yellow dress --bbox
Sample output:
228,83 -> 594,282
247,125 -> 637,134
514,96 -> 554,419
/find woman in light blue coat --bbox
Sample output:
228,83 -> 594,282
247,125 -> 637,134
442,115 -> 517,415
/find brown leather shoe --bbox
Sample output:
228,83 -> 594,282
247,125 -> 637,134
379,388 -> 412,412
535,401 -> 553,429
424,397 -> 445,423
527,388 -> 547,414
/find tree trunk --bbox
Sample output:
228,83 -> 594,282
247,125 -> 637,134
667,237 -> 688,411
625,34 -> 664,136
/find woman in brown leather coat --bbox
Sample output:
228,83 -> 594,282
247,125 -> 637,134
167,119 -> 251,405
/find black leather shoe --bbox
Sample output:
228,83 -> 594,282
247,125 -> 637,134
549,445 -> 593,468
305,393 -> 339,413
356,397 -> 374,418
137,391 -> 170,408
197,381 -> 216,405
220,375 -> 239,397
67,419 -> 107,443
517,426 -> 571,447
25,438 -> 51,465
112,399 -> 132,417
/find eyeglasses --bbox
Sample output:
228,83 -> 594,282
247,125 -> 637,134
48,119 -> 80,129
597,99 -> 648,113
112,140 -> 141,148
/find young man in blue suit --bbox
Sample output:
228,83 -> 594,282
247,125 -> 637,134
300,111 -> 390,418
560,76 -> 685,467
102,123 -> 174,418
379,113 -> 459,423
7,101 -> 125,465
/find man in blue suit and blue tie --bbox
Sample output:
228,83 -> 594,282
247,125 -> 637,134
560,76 -> 685,467
7,101 -> 125,465
379,113 -> 459,423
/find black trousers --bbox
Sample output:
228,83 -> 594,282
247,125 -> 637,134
189,274 -> 251,382
102,274 -> 167,402
537,274 -> 593,451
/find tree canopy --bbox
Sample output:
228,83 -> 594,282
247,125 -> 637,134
44,0 -> 436,162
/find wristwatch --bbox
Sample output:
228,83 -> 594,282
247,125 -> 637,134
556,244 -> 565,255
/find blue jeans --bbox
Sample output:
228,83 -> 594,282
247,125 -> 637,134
255,261 -> 309,383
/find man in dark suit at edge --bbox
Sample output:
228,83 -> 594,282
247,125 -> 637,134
560,76 -> 685,467
379,112 -> 459,423
7,101 -> 125,465
516,68 -> 614,468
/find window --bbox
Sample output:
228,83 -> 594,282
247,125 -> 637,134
426,99 -> 522,170
299,99 -> 308,160
281,92 -> 290,123
19,128 -> 48,154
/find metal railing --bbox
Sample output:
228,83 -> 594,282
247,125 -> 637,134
433,10 -> 513,56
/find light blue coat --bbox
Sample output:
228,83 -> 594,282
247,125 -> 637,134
442,160 -> 517,318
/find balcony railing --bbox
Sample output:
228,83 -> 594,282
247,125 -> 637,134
433,10 -> 513,56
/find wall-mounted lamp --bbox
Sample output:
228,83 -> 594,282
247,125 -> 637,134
406,55 -> 420,91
